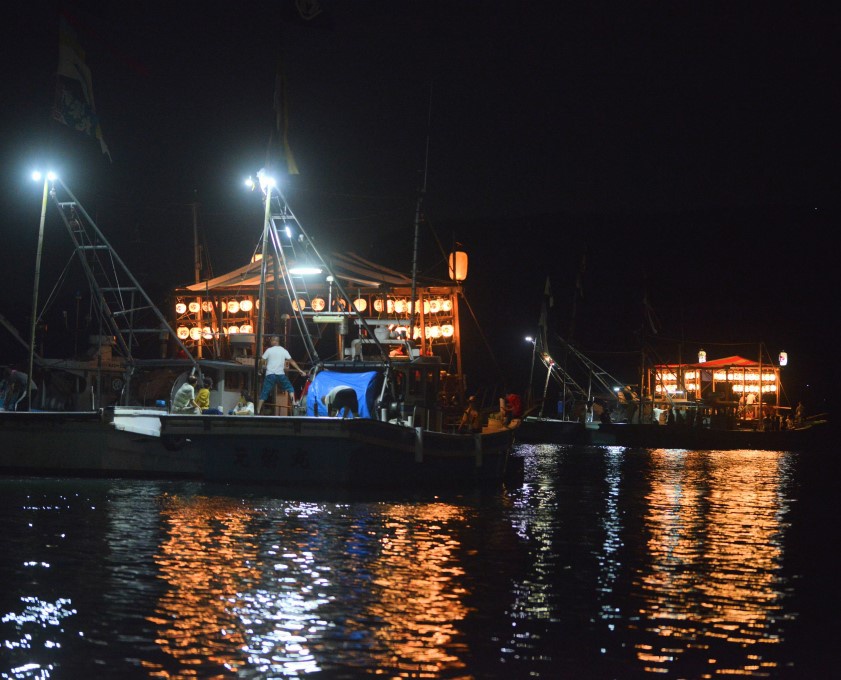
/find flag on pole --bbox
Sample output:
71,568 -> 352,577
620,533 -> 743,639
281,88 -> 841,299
269,56 -> 299,175
52,16 -> 111,161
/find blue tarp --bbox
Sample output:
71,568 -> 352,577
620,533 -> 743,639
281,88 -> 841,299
306,370 -> 381,418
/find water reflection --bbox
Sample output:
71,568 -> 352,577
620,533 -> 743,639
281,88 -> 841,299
142,495 -> 475,677
619,448 -> 794,676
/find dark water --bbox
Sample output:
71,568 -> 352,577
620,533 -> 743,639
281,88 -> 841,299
0,444 -> 837,679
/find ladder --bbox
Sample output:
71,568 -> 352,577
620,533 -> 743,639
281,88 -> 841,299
48,179 -> 197,388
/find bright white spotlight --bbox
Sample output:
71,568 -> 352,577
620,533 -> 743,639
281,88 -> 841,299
256,169 -> 277,192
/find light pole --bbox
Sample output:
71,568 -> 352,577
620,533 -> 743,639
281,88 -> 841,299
525,336 -> 536,409
28,171 -> 55,411
246,170 -> 276,401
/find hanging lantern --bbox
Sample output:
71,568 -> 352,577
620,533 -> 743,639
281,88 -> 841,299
291,298 -> 307,312
698,349 -> 707,363
429,298 -> 441,314
175,302 -> 187,314
239,324 -> 253,334
394,299 -> 407,314
353,297 -> 368,312
188,301 -> 200,314
387,299 -> 395,314
311,297 -> 326,312
189,327 -> 202,341
202,327 -> 213,340
441,298 -> 453,312
240,299 -> 253,312
374,299 -> 385,313
448,251 -> 468,282
779,351 -> 788,366
176,325 -> 190,339
227,299 -> 240,314
201,300 -> 213,313
228,325 -> 240,334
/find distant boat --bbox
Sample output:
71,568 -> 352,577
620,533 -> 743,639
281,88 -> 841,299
517,350 -> 830,452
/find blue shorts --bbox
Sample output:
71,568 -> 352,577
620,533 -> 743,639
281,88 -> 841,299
260,373 -> 295,401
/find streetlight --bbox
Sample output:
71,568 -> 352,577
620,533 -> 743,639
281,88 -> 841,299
28,170 -> 56,411
525,336 -> 536,409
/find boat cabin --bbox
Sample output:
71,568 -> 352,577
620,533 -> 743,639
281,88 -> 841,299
649,355 -> 785,427
165,250 -> 469,424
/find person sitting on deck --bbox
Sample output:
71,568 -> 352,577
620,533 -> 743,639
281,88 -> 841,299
171,375 -> 200,414
196,377 -> 214,414
458,396 -> 482,434
231,391 -> 254,416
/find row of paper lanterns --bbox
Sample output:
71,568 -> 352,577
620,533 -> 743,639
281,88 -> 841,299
292,297 -> 454,314
176,325 -> 254,340
175,323 -> 455,341
175,299 -> 255,315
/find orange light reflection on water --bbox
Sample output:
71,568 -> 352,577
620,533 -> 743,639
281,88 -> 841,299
345,502 -> 472,678
633,448 -> 792,676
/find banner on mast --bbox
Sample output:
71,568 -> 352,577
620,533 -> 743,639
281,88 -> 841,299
52,17 -> 111,161
269,56 -> 299,175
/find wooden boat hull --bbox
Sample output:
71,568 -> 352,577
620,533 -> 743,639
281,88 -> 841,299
158,415 -> 515,487
517,416 -> 831,451
0,409 -> 202,478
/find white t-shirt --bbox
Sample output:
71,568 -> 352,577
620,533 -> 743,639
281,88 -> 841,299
262,344 -> 292,375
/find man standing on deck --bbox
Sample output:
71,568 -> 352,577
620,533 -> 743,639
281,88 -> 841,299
256,336 -> 307,414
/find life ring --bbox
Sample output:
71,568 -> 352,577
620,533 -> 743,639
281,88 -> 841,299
111,377 -> 124,393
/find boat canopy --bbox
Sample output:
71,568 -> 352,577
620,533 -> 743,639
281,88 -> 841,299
654,355 -> 762,370
307,369 -> 381,418
182,251 -> 447,293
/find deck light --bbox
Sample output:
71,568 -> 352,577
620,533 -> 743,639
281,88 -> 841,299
288,263 -> 323,275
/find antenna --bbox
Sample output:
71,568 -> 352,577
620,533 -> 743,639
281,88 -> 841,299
410,82 -> 433,350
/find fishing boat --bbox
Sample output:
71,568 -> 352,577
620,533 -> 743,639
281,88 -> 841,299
515,280 -> 829,451
1,172 -> 517,487
139,168 -> 516,486
517,339 -> 829,451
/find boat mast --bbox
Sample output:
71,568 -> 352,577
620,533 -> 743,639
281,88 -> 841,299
27,174 -> 51,410
410,84 -> 432,355
254,175 -> 273,394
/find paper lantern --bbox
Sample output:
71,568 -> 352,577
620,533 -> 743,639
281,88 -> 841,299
448,251 -> 468,281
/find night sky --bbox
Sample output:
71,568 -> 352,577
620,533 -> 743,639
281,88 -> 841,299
1,2 -> 837,412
